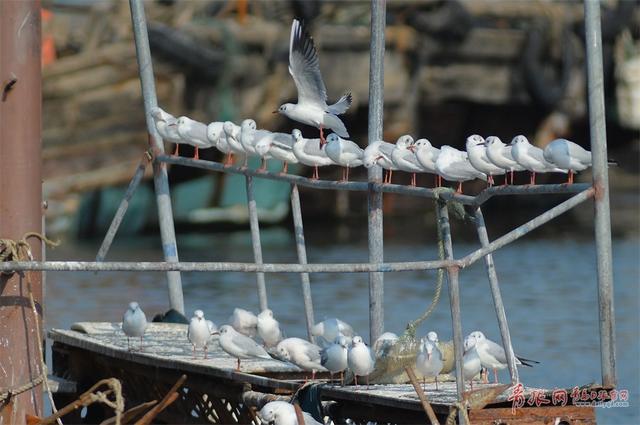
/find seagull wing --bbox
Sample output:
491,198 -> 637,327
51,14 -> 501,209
289,19 -> 328,108
483,339 -> 508,364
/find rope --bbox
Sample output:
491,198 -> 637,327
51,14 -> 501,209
0,232 -> 61,423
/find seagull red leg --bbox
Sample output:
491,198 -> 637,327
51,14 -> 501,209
282,162 -> 288,174
173,144 -> 179,156
456,182 -> 463,193
193,147 -> 199,160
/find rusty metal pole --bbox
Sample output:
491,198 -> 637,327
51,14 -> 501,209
0,0 -> 44,421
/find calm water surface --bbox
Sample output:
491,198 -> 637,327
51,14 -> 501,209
46,228 -> 639,424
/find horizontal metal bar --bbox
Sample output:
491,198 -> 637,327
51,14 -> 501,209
157,155 -> 588,205
0,259 -> 458,274
459,188 -> 594,268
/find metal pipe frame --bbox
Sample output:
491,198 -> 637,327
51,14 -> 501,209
290,185 -> 316,342
584,0 -> 616,388
129,0 -> 184,314
474,207 -> 519,384
245,176 -> 268,311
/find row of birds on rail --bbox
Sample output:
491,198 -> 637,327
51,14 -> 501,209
150,18 -> 596,193
123,302 -> 537,392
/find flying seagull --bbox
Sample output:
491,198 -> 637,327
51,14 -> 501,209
275,19 -> 351,147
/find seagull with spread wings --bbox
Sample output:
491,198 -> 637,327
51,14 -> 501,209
275,19 -> 352,147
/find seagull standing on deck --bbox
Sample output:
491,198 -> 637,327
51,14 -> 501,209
467,331 -> 538,383
188,309 -> 214,359
511,135 -> 566,184
122,301 -> 147,351
485,136 -> 524,185
214,325 -> 272,371
391,135 -> 424,187
543,138 -> 601,184
347,336 -> 375,387
275,19 -> 352,147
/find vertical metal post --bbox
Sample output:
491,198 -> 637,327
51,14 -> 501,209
246,176 -> 268,311
367,0 -> 386,344
0,0 -> 44,420
436,201 -> 465,420
290,185 -> 316,342
584,0 -> 616,388
129,0 -> 184,314
474,207 -> 519,384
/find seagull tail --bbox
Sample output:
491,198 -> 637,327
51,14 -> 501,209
327,92 -> 352,115
516,355 -> 539,367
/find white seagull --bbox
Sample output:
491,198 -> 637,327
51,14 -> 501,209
347,336 -> 375,387
543,138 -> 596,184
207,121 -> 232,163
257,308 -> 283,348
324,133 -> 364,182
435,145 -> 487,193
462,333 -> 483,390
311,317 -> 355,348
364,140 -> 398,184
150,107 -> 182,154
214,325 -> 272,371
239,119 -> 272,169
466,134 -> 506,186
510,135 -> 566,184
276,19 -> 352,146
391,135 -> 424,187
122,301 -> 147,351
292,129 -> 335,179
321,335 -> 349,385
229,308 -> 258,337
175,116 -> 215,160
467,330 -> 538,383
372,332 -> 399,358
276,337 -> 326,379
416,336 -> 444,390
222,121 -> 246,166
255,132 -> 298,173
414,138 -> 441,187
188,309 -> 213,359
485,136 -> 524,185
258,401 -> 323,425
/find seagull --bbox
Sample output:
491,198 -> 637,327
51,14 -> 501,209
510,135 -> 566,184
311,318 -> 355,348
255,132 -> 297,173
292,129 -> 335,179
372,332 -> 398,358
324,133 -> 364,182
229,308 -> 258,337
466,134 -> 506,186
467,331 -> 538,384
150,107 -> 182,154
435,145 -> 487,193
258,401 -> 323,425
363,140 -> 398,184
347,336 -> 375,387
391,135 -> 424,186
321,335 -> 349,385
222,121 -> 246,166
122,301 -> 147,351
276,19 -> 352,147
213,325 -> 272,371
414,138 -> 441,187
239,119 -> 272,169
485,136 -> 524,185
175,116 -> 215,160
416,336 -> 444,390
207,121 -> 232,163
462,334 -> 483,390
188,309 -> 213,359
276,337 -> 326,379
543,138 -> 599,184
257,308 -> 283,348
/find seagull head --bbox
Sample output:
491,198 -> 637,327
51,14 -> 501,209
223,121 -> 238,138
351,335 -> 364,347
274,103 -> 294,115
426,331 -> 438,343
466,134 -> 486,149
128,301 -> 139,312
292,129 -> 303,143
464,334 -> 478,352
396,135 -> 414,150
469,330 -> 485,341
241,119 -> 257,133
277,345 -> 291,361
326,133 -> 340,146
206,122 -> 222,142
485,136 -> 503,148
194,309 -> 204,320
510,135 -> 529,147
335,335 -> 349,349
217,325 -> 232,336
414,138 -> 432,150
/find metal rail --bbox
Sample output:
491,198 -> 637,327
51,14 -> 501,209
246,176 -> 268,311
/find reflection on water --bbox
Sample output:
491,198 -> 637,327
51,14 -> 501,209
46,227 -> 639,424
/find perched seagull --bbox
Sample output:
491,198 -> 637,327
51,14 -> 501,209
223,121 -> 246,166
207,121 -> 232,163
321,335 -> 349,385
466,134 -> 506,186
543,138 -> 600,184
150,107 -> 182,153
467,331 -> 538,384
213,325 -> 272,371
416,336 -> 444,390
372,332 -> 399,358
188,309 -> 213,359
255,132 -> 297,173
435,145 -> 487,193
258,401 -> 323,425
485,136 -> 524,185
324,133 -> 364,182
511,135 -> 566,184
175,116 -> 214,160
347,336 -> 375,387
292,129 -> 335,179
414,138 -> 441,187
363,140 -> 398,184
229,308 -> 258,337
122,301 -> 147,351
311,318 -> 355,348
391,135 -> 424,187
462,334 -> 483,390
276,19 -> 352,146
276,337 -> 326,379
257,308 -> 283,348
239,119 -> 272,168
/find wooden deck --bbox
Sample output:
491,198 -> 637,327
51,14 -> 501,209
49,323 -> 596,424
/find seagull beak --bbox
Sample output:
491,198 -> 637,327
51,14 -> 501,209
272,110 -> 278,114
168,123 -> 176,127
408,145 -> 416,152
211,331 -> 219,336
